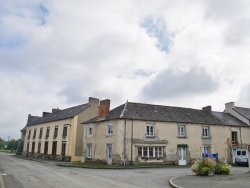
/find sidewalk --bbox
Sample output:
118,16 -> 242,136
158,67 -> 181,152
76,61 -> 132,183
169,171 -> 250,188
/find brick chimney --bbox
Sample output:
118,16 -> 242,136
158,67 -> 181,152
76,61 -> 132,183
202,106 -> 212,113
98,99 -> 110,119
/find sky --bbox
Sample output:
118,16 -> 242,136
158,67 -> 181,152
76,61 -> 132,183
1,0 -> 250,140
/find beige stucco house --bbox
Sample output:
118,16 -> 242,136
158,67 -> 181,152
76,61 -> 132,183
82,100 -> 250,165
22,97 -> 99,161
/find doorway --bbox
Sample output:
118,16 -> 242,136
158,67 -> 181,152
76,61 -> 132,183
106,144 -> 112,165
178,147 -> 187,165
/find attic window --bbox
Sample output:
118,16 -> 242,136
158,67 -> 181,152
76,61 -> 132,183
69,111 -> 72,114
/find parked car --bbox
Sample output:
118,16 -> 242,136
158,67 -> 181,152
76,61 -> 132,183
235,149 -> 249,166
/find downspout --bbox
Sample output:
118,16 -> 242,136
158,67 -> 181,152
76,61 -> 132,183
130,118 -> 133,165
240,127 -> 242,149
123,119 -> 127,165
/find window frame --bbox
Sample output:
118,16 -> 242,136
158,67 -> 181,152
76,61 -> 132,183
107,123 -> 113,135
178,125 -> 186,138
231,131 -> 238,145
202,126 -> 210,138
87,125 -> 93,137
137,146 -> 163,159
53,126 -> 58,138
146,123 -> 154,137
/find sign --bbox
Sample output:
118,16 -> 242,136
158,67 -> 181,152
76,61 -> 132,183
202,153 -> 218,162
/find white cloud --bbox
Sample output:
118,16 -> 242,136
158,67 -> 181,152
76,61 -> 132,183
1,0 -> 250,140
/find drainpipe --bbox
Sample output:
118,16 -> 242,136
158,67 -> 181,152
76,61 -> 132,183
123,119 -> 126,165
239,127 -> 242,149
130,118 -> 133,165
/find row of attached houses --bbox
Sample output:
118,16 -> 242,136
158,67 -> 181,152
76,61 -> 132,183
21,98 -> 250,165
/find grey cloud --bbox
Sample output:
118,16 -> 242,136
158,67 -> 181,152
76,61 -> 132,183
205,0 -> 246,20
224,19 -> 250,46
238,83 -> 250,107
142,67 -> 218,100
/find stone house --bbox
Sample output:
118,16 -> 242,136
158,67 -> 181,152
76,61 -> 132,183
22,97 -> 99,161
82,100 -> 250,165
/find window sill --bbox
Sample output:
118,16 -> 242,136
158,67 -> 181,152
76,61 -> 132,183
178,136 -> 186,138
146,135 -> 155,138
202,137 -> 211,139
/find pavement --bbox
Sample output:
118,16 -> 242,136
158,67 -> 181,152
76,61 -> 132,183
0,173 -> 4,188
169,171 -> 250,188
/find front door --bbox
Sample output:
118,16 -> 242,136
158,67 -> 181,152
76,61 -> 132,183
44,141 -> 48,155
52,141 -> 57,156
178,147 -> 187,165
106,144 -> 112,165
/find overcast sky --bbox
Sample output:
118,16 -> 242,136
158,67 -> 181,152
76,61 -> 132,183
1,0 -> 250,140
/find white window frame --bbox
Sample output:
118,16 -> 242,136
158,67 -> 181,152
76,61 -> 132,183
86,144 -> 92,158
202,127 -> 209,138
107,123 -> 113,135
137,146 -> 163,158
178,125 -> 186,137
87,125 -> 93,137
146,123 -> 154,137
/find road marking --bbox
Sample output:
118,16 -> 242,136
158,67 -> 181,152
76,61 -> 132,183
1,174 -> 7,176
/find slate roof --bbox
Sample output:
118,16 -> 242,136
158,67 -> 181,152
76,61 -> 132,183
212,112 -> 248,127
28,103 -> 90,126
84,102 -> 248,127
234,106 -> 250,120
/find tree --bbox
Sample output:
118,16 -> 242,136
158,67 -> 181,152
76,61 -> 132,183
0,137 -> 4,150
7,139 -> 19,151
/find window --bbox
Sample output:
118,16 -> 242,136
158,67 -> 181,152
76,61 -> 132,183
33,128 -> 37,139
39,128 -> 43,139
28,130 -> 31,140
204,146 -> 211,154
87,144 -> 92,158
146,123 -> 154,137
231,131 -> 238,145
137,147 -> 163,158
88,125 -> 93,136
45,127 -> 50,138
54,126 -> 58,138
178,125 -> 186,137
202,127 -> 209,138
107,123 -> 113,135
63,126 -> 67,137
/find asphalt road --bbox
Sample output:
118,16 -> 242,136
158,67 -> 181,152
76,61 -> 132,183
0,153 -> 247,188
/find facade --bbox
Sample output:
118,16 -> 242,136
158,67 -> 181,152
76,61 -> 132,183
224,102 -> 250,162
23,97 -> 99,161
82,101 -> 250,165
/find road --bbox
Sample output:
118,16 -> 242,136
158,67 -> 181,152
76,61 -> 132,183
0,153 -> 247,188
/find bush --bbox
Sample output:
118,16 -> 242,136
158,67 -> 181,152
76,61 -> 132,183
191,158 -> 216,176
214,160 -> 231,174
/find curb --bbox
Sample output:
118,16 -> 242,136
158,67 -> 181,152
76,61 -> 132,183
0,173 -> 5,188
169,176 -> 183,188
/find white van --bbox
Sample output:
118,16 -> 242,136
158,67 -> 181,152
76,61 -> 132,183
235,149 -> 248,166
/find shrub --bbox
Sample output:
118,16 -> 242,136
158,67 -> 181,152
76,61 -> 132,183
214,160 -> 231,174
191,158 -> 216,176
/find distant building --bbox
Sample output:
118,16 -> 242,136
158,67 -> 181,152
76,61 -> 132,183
22,97 -> 99,161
